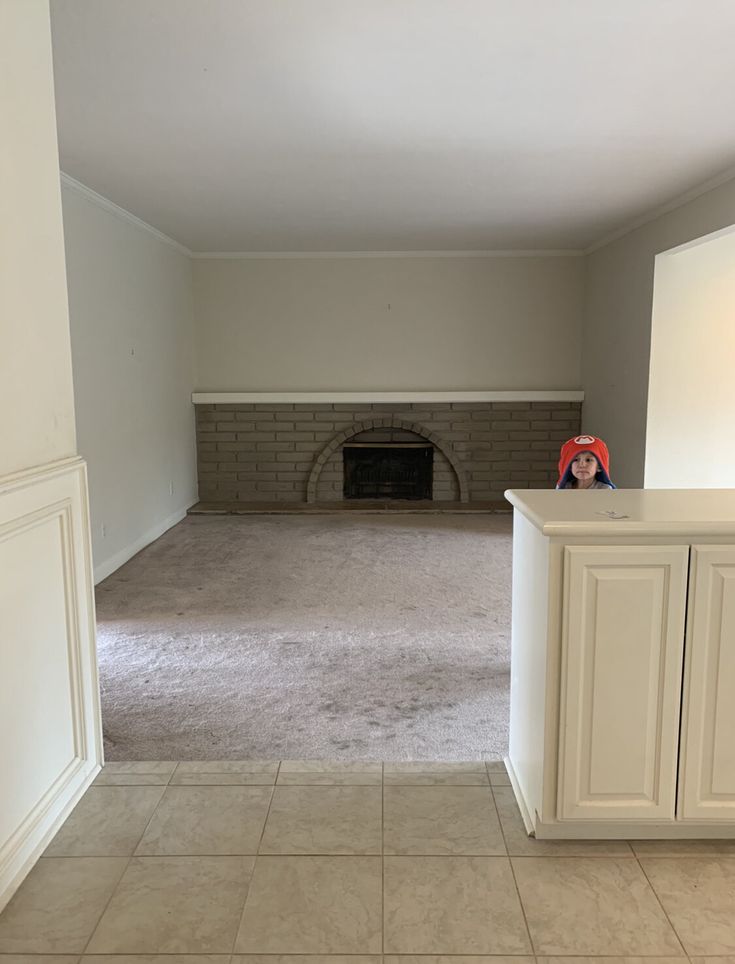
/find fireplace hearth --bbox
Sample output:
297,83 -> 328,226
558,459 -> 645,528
343,443 -> 433,500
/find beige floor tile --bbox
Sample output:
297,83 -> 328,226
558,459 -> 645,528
512,856 -> 685,955
94,762 -> 177,786
537,958 -> 688,964
260,787 -> 381,854
276,761 -> 382,785
690,958 -> 735,964
93,772 -> 174,786
383,855 -> 531,953
86,855 -> 254,953
489,772 -> 511,786
0,856 -> 126,954
383,785 -> 506,855
486,760 -> 508,772
632,839 -> 735,856
82,957 -> 229,963
171,761 -> 279,785
493,787 -> 634,855
386,958 -> 533,964
234,855 -> 382,952
0,957 -> 80,963
170,773 -> 274,786
101,762 -> 178,774
233,958 -> 380,964
135,786 -> 272,855
44,786 -> 164,856
640,857 -> 735,955
384,762 -> 489,785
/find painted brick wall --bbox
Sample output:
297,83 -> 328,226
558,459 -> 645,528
195,401 -> 582,503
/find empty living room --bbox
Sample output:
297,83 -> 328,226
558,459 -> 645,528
3,0 -> 735,956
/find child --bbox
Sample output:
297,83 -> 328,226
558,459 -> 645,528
556,435 -> 616,490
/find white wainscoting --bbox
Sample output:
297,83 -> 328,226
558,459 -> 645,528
0,457 -> 102,911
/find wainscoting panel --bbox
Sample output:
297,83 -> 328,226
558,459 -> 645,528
0,457 -> 102,911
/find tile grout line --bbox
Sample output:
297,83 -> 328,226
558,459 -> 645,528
491,786 -> 537,957
78,849 -> 134,955
128,779 -> 170,858
382,760 -> 385,957
634,851 -> 690,958
253,764 -> 280,854
65,771 -> 173,956
490,785 -> 511,858
84,762 -> 278,956
229,761 -> 281,954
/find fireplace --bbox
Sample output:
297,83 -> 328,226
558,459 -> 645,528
343,443 -> 433,500
194,398 -> 582,503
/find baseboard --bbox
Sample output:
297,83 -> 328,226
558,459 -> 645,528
93,500 -> 197,584
0,757 -> 99,913
504,754 -> 536,836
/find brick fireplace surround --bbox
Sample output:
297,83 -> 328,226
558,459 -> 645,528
194,394 -> 582,506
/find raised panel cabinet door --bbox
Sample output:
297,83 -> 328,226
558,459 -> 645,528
558,545 -> 689,821
679,546 -> 735,820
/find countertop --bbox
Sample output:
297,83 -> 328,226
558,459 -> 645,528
504,488 -> 735,537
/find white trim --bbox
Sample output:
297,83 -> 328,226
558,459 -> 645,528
0,758 -> 99,913
0,454 -> 85,491
191,249 -> 583,259
59,164 -> 735,261
93,502 -> 196,584
60,173 -> 192,257
505,754 -> 536,835
0,458 -> 102,911
192,390 -> 584,404
534,818 -> 735,840
585,162 -> 735,255
655,220 -> 735,259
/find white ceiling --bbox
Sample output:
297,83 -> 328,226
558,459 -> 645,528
50,0 -> 735,253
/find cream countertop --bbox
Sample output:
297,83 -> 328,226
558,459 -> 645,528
504,488 -> 735,537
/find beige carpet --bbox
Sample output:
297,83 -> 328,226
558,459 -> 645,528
96,513 -> 513,760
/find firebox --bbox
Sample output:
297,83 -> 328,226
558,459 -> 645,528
343,443 -> 433,500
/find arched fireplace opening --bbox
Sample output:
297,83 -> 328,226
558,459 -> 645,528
306,415 -> 469,503
343,428 -> 433,500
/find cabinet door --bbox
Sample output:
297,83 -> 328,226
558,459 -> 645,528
558,545 -> 689,821
678,546 -> 735,820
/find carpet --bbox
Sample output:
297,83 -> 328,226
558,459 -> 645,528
96,512 -> 513,760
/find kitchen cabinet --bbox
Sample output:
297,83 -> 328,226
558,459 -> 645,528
504,488 -> 735,839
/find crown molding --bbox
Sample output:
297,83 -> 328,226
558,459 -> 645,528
56,177 -> 583,259
190,249 -> 584,259
585,162 -> 735,255
60,165 -> 735,261
59,174 -> 192,257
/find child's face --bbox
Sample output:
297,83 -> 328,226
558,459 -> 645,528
571,451 -> 599,482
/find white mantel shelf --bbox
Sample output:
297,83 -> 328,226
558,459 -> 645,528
193,390 -> 584,404
505,487 -> 735,538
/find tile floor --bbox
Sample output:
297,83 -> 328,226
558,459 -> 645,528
1,760 -> 735,961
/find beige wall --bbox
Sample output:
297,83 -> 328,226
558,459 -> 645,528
582,176 -> 735,488
0,0 -> 76,476
192,255 -> 585,392
645,225 -> 735,488
62,184 -> 198,581
0,0 -> 100,911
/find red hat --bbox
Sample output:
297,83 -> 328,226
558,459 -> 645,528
557,435 -> 614,488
